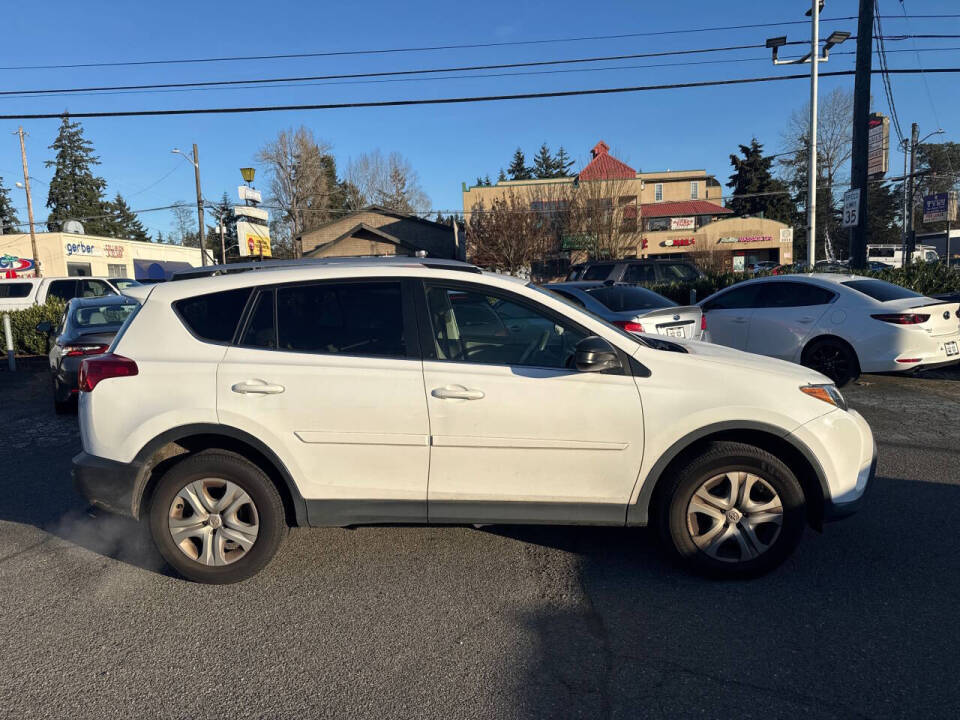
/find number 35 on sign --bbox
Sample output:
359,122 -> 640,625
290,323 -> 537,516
842,189 -> 861,228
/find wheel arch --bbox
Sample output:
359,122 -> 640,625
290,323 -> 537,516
629,421 -> 829,530
130,423 -> 308,527
801,333 -> 861,373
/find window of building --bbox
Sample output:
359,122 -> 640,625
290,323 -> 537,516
645,217 -> 671,232
276,281 -> 406,358
67,262 -> 92,276
107,263 -> 128,278
174,287 -> 253,344
424,286 -> 585,369
690,182 -> 699,199
654,184 -> 663,202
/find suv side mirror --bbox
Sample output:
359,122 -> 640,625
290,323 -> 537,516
574,336 -> 621,373
35,322 -> 52,334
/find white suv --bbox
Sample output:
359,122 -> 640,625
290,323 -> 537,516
73,258 -> 875,584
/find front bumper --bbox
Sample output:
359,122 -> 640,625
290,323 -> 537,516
823,445 -> 877,521
72,451 -> 142,518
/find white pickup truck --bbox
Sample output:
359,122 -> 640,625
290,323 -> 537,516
0,276 -> 140,311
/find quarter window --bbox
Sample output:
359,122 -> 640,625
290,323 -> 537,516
424,286 -> 585,369
275,282 -> 406,357
175,287 -> 252,343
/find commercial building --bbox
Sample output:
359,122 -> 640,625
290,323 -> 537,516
298,205 -> 459,260
462,141 -> 793,272
0,231 -> 204,279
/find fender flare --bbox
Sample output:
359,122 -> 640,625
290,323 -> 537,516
130,422 -> 308,526
627,420 -> 830,526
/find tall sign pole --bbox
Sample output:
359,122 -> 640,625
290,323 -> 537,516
848,0 -> 874,269
17,127 -> 41,277
806,0 -> 820,267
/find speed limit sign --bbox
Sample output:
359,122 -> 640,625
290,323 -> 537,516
842,189 -> 861,228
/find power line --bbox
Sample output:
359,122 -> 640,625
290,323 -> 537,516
875,1 -> 905,145
1,15 -> 955,73
1,67 -> 958,121
0,41 -> 809,98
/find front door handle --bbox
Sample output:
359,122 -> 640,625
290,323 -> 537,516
732,317 -> 749,324
432,385 -> 485,400
232,380 -> 285,395
797,317 -> 815,324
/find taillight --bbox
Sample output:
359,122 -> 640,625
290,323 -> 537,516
78,354 -> 138,392
63,343 -> 109,357
613,320 -> 645,334
871,313 -> 930,325
700,315 -> 707,331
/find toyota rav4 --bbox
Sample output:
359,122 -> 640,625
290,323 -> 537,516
73,258 -> 875,583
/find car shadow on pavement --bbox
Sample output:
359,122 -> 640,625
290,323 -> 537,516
486,473 -> 960,718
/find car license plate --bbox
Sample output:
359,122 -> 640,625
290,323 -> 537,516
662,326 -> 685,338
946,341 -> 959,357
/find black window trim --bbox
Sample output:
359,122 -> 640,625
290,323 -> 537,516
232,276 -> 421,361
414,278 -> 631,375
754,279 -> 838,308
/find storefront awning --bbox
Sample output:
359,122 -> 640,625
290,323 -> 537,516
133,259 -> 195,281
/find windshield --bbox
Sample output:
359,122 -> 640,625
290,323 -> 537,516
842,279 -> 923,302
585,286 -> 675,312
72,302 -> 139,328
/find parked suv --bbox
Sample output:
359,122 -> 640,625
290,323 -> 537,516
0,276 -> 139,311
73,258 -> 874,584
566,259 -> 703,285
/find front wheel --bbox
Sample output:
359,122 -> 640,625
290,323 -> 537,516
148,450 -> 287,584
657,441 -> 806,578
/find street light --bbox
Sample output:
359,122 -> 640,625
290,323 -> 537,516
171,144 -> 207,266
902,127 -> 945,258
767,1 -> 850,267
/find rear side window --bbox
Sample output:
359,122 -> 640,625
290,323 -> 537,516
622,263 -> 657,284
841,279 -> 922,302
659,263 -> 699,282
0,283 -> 32,298
702,284 -> 761,310
582,263 -> 615,281
175,287 -> 252,343
275,282 -> 406,357
47,280 -> 78,301
756,281 -> 835,308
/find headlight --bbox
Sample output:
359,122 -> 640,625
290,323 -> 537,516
800,384 -> 847,411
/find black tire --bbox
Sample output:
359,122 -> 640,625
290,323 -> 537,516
53,397 -> 74,415
147,450 -> 287,584
656,441 -> 806,579
801,337 -> 859,387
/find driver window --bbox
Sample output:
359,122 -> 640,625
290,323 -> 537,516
424,286 -> 585,369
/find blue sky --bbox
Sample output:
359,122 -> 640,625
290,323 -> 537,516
1,0 -> 958,237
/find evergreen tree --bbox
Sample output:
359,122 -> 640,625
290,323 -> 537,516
381,163 -> 416,213
497,168 -> 507,183
533,143 -> 555,179
0,176 -> 20,235
105,193 -> 149,241
155,230 -> 165,244
866,181 -> 901,246
554,146 -> 574,177
507,148 -> 532,180
726,138 -> 795,225
206,193 -> 238,261
484,174 -> 492,186
44,117 -> 109,234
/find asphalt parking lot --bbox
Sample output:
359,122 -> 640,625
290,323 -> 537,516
1,365 -> 958,719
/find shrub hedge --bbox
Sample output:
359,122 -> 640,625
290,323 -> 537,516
2,298 -> 65,355
649,263 -> 960,305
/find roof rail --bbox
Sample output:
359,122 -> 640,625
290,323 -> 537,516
169,256 -> 481,281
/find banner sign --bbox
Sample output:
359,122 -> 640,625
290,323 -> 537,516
922,192 -> 958,224
669,217 -> 695,231
717,235 -> 773,244
867,113 -> 889,178
234,205 -> 272,258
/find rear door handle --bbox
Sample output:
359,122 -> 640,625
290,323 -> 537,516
798,317 -> 815,324
232,380 -> 285,395
432,386 -> 485,400
732,317 -> 749,324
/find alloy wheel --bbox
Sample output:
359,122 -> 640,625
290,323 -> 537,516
167,478 -> 259,566
686,471 -> 783,563
808,344 -> 850,383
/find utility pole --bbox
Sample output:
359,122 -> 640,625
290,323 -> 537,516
192,143 -> 207,266
847,0 -> 874,269
807,0 -> 820,267
905,122 -> 919,256
218,211 -> 226,265
16,127 -> 41,277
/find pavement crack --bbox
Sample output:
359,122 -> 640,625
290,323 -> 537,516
0,536 -> 52,567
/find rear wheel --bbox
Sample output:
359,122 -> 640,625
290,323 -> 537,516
801,337 -> 859,386
657,441 -> 806,578
52,379 -> 74,415
148,450 -> 287,584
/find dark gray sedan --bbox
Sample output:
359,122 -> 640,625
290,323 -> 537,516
544,282 -> 709,342
37,295 -> 138,413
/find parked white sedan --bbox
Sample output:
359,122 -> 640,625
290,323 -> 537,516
700,274 -> 960,385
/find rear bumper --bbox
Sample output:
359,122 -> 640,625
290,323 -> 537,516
72,451 -> 142,518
